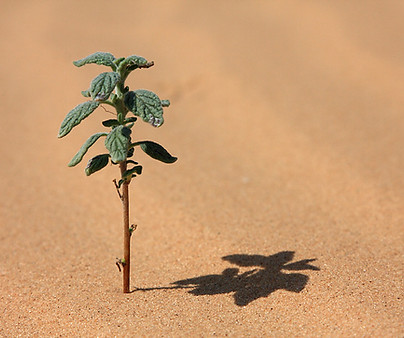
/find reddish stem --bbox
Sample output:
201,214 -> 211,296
120,162 -> 131,293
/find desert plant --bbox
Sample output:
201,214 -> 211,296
58,52 -> 177,293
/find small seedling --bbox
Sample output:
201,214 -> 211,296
58,52 -> 177,293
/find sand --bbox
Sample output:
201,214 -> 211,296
0,1 -> 403,336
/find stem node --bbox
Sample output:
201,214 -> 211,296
129,224 -> 138,237
116,258 -> 126,272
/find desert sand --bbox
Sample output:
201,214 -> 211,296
0,1 -> 403,336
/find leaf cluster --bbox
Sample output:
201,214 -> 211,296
58,52 -> 177,178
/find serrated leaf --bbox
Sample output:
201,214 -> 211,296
58,101 -> 100,138
105,125 -> 131,163
102,119 -> 120,127
68,132 -> 108,167
120,55 -> 148,71
138,141 -> 177,164
85,154 -> 110,176
73,52 -> 115,67
90,72 -> 120,101
124,90 -> 164,127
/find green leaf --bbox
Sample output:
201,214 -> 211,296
68,132 -> 108,167
113,57 -> 125,67
122,165 -> 143,179
121,126 -> 132,138
124,90 -> 164,127
127,147 -> 134,158
117,178 -> 125,188
85,154 -> 110,176
124,116 -> 137,123
73,52 -> 115,67
119,55 -> 148,71
102,119 -> 119,127
161,99 -> 170,107
105,125 -> 131,163
81,90 -> 91,98
58,101 -> 100,138
138,141 -> 177,164
90,72 -> 120,101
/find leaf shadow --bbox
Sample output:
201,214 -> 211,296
134,251 -> 320,307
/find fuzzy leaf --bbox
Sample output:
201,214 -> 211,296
122,165 -> 143,179
102,119 -> 120,127
81,90 -> 91,98
68,132 -> 108,167
90,72 -> 120,101
105,125 -> 131,163
58,101 -> 100,138
121,126 -> 132,138
127,147 -> 134,158
113,57 -> 125,67
161,99 -> 170,107
139,141 -> 177,164
120,55 -> 148,71
124,90 -> 164,127
124,116 -> 137,123
85,154 -> 110,176
73,52 -> 115,67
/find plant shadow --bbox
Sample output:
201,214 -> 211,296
134,251 -> 320,307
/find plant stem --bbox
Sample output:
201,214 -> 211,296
120,161 -> 131,293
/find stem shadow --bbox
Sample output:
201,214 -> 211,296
134,251 -> 320,306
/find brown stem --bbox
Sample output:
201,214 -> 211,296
120,162 -> 131,293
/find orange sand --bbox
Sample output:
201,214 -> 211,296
0,1 -> 403,336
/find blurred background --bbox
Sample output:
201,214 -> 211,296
0,1 -> 403,335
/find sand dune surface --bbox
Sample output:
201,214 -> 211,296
0,1 -> 403,336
